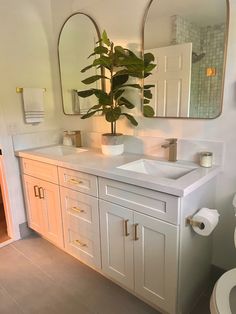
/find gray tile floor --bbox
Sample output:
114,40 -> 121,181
0,235 -> 211,314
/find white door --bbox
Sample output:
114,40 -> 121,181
134,212 -> 179,314
146,43 -> 192,117
99,200 -> 134,290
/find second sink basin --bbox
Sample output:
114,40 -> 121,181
117,159 -> 197,180
33,145 -> 88,157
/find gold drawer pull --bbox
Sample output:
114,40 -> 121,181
39,187 -> 44,199
124,219 -> 130,237
72,206 -> 85,213
68,178 -> 83,185
33,185 -> 39,198
134,223 -> 139,241
73,239 -> 87,247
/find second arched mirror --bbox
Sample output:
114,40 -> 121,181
143,0 -> 229,119
58,13 -> 102,115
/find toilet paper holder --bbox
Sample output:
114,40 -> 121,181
186,216 -> 205,230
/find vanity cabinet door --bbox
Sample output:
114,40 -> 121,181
22,175 -> 64,248
134,212 -> 179,314
99,200 -> 134,290
41,180 -> 64,248
22,174 -> 44,234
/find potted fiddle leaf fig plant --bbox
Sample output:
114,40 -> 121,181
78,30 -> 156,155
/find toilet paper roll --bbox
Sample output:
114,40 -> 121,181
192,208 -> 220,236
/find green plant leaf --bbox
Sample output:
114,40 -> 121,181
82,75 -> 108,85
95,91 -> 111,105
81,110 -> 100,119
144,84 -> 155,89
105,107 -> 121,122
143,98 -> 150,104
121,48 -> 137,58
144,90 -> 152,99
144,72 -> 152,78
77,89 -> 96,98
118,56 -> 143,67
102,30 -> 110,46
113,69 -> 130,77
88,104 -> 102,112
143,105 -> 155,117
93,56 -> 111,69
94,46 -> 109,55
112,74 -> 129,89
144,52 -> 155,64
121,113 -> 138,126
81,64 -> 94,73
119,97 -> 135,109
114,46 -> 126,55
144,63 -> 156,72
114,89 -> 125,100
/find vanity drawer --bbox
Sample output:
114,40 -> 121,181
98,178 -> 180,224
20,158 -> 58,184
64,227 -> 101,269
60,187 -> 101,268
60,187 -> 98,226
58,167 -> 98,196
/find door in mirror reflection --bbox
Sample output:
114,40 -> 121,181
58,13 -> 101,115
143,0 -> 228,119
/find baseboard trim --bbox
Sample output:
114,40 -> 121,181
19,222 -> 34,238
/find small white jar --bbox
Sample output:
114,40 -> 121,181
199,152 -> 213,168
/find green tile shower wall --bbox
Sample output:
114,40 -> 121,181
171,15 -> 225,118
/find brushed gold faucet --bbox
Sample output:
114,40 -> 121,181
161,138 -> 178,162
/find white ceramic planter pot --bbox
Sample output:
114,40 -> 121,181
101,133 -> 124,156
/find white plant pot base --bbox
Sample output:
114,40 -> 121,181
101,144 -> 124,156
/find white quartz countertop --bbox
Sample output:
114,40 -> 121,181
16,146 -> 220,197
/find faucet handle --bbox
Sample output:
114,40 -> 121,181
166,138 -> 177,144
162,138 -> 177,162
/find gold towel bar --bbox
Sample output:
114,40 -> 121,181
16,87 -> 46,93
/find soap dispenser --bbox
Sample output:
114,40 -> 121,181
63,131 -> 73,146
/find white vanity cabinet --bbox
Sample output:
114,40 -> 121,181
99,180 -> 179,314
21,160 -> 64,248
18,154 -> 217,314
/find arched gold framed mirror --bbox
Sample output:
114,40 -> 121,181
58,13 -> 104,115
142,0 -> 229,119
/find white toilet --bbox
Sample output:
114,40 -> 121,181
210,228 -> 236,314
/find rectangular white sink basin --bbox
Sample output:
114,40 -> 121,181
33,145 -> 87,157
117,159 -> 197,180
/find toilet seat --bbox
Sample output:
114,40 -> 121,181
210,268 -> 236,314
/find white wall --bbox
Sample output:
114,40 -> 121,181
144,16 -> 173,49
0,0 -> 235,269
0,0 -> 63,238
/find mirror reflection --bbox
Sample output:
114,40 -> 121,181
58,13 -> 101,115
143,0 -> 228,118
